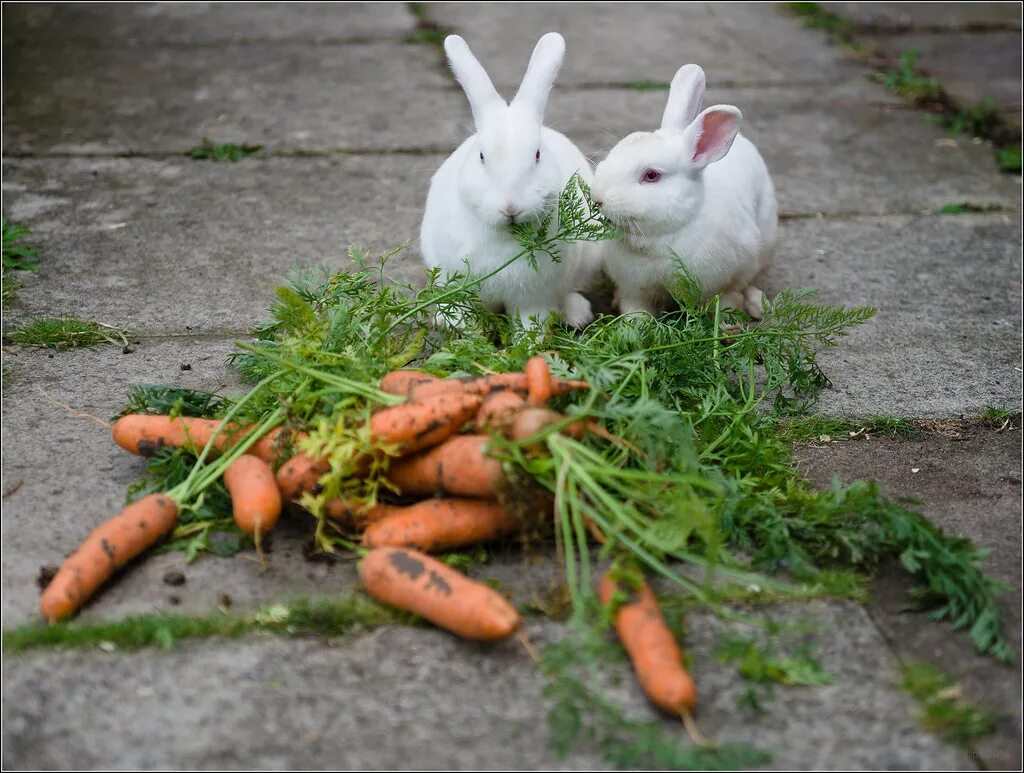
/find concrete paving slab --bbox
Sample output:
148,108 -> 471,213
795,426 -> 1023,770
425,2 -> 866,88
860,31 -> 1023,117
2,42 -> 465,154
827,2 -> 1022,32
763,213 -> 1023,418
1,155 -> 435,335
546,81 -> 1022,214
1,2 -> 416,47
1,604 -> 966,770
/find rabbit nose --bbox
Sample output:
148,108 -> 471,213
503,204 -> 523,222
592,196 -> 604,208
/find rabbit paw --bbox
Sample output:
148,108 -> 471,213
743,286 -> 765,320
562,292 -> 594,329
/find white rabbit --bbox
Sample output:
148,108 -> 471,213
590,64 -> 778,318
420,33 -> 600,329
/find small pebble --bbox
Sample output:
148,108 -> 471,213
180,363 -> 192,371
168,595 -> 181,605
163,570 -> 186,586
98,641 -> 117,653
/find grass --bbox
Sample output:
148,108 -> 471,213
899,661 -> 997,744
628,80 -> 671,91
2,217 -> 39,309
938,203 -> 1005,215
5,318 -> 129,350
783,2 -> 866,51
188,138 -> 262,162
874,49 -> 943,103
777,415 -> 918,443
404,2 -> 454,53
2,595 -> 405,653
995,146 -> 1022,174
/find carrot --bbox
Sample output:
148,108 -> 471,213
598,572 -> 697,715
475,391 -> 527,431
359,547 -> 521,641
112,414 -> 222,456
380,369 -> 439,396
370,392 -> 482,454
112,414 -> 302,464
324,498 -> 402,527
408,372 -> 587,403
276,452 -> 331,503
387,434 -> 506,498
224,455 -> 281,538
525,356 -> 552,406
362,498 -> 521,552
39,494 -> 179,622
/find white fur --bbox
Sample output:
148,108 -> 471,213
591,64 -> 777,318
420,33 -> 601,329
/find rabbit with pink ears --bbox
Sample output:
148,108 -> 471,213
591,64 -> 778,318
420,33 -> 601,329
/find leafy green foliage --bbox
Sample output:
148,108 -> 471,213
874,50 -> 942,103
715,632 -> 834,712
2,218 -> 39,271
996,145 -> 1021,173
188,138 -> 262,162
778,415 -> 917,443
5,318 -> 126,350
116,385 -> 226,420
2,217 -> 39,308
899,661 -> 997,744
932,98 -> 1006,139
2,596 -> 401,653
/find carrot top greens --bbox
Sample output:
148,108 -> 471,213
118,174 -> 1012,767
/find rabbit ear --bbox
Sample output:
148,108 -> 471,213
511,32 -> 565,121
445,35 -> 505,128
661,64 -> 706,132
680,105 -> 742,169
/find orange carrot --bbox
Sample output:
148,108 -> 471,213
475,391 -> 527,431
380,369 -> 439,396
525,356 -> 552,406
408,372 -> 588,403
370,392 -> 482,454
224,455 -> 281,537
276,453 -> 331,504
324,498 -> 402,527
598,572 -> 697,715
387,434 -> 506,498
362,499 -> 521,552
112,414 -> 302,464
359,547 -> 521,640
39,494 -> 179,622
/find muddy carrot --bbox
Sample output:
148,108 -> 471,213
362,499 -> 521,552
224,455 -> 281,537
276,452 -> 331,503
525,356 -> 552,406
370,392 -> 482,454
598,572 -> 697,715
39,494 -> 179,622
475,391 -> 527,431
324,498 -> 402,527
359,547 -> 521,641
380,369 -> 439,396
112,414 -> 301,464
387,434 -> 506,498
408,372 -> 588,403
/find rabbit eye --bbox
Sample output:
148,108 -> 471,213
535,149 -> 541,164
479,151 -> 485,164
641,169 -> 662,184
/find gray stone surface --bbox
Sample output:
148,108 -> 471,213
795,426 -> 1023,770
426,2 -> 865,88
1,155 -> 434,334
1,2 -> 416,47
762,213 -> 1023,418
3,42 -> 464,154
1,605 -> 966,770
827,2 -> 1022,31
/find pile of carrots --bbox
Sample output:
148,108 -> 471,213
38,357 -> 698,726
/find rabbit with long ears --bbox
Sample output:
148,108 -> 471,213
420,33 -> 600,329
591,64 -> 778,318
